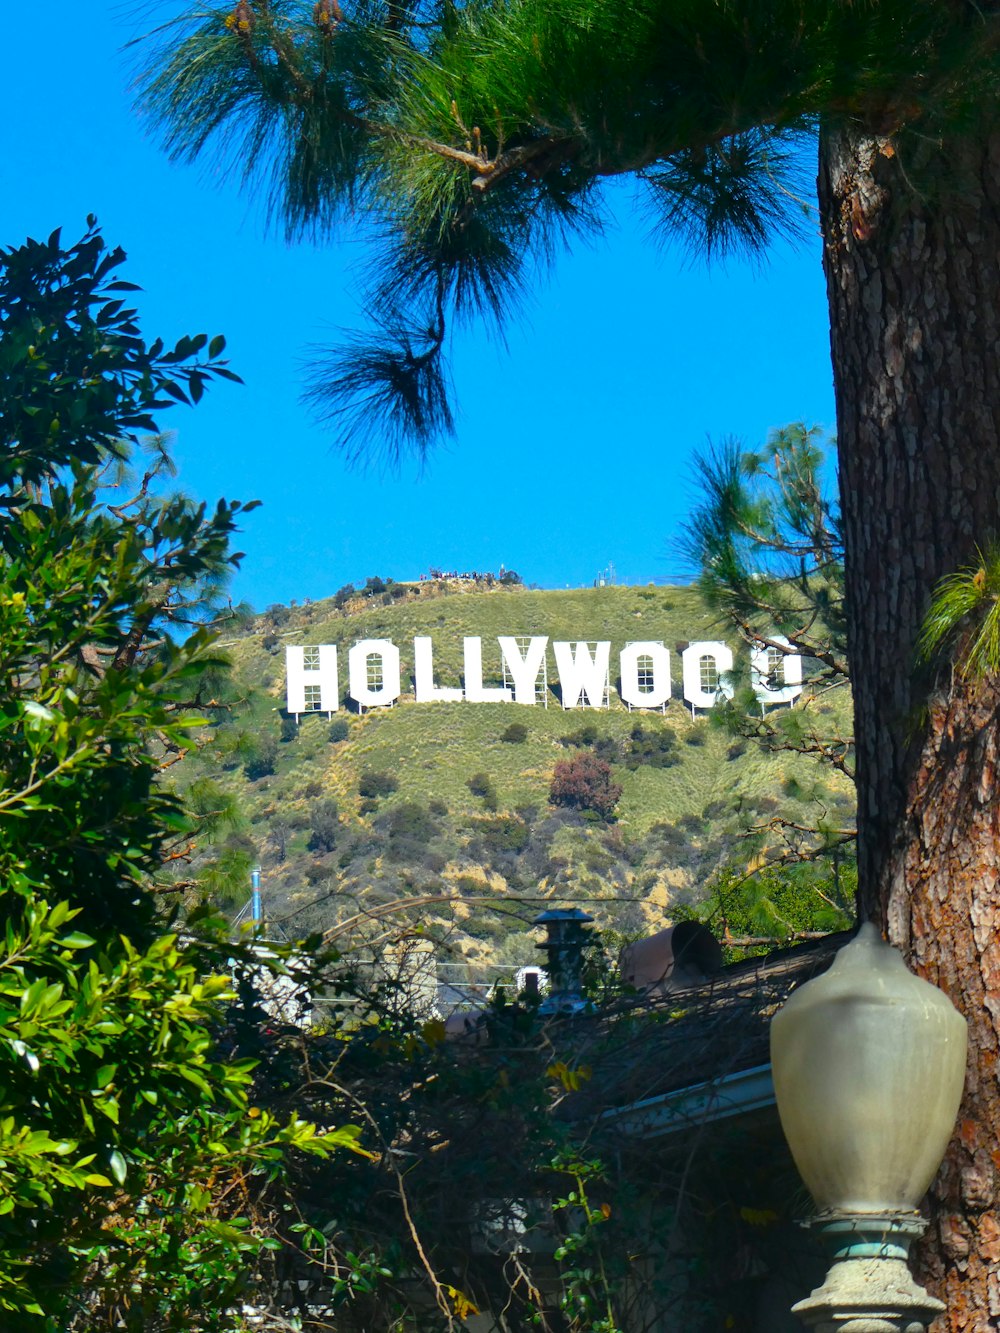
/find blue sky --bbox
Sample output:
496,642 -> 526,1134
2,6 -> 836,609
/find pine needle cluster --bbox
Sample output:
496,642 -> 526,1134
918,544 -> 1000,681
682,423 -> 846,681
134,0 -> 1000,458
681,425 -> 854,876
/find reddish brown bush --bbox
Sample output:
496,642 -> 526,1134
549,751 -> 622,818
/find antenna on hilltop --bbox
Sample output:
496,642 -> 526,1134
232,866 -> 287,939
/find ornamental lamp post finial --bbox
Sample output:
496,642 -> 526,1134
533,907 -> 595,1015
770,922 -> 967,1332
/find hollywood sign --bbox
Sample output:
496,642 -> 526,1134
286,636 -> 803,716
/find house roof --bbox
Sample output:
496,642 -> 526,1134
566,930 -> 852,1130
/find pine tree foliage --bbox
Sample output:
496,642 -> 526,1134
683,425 -> 854,872
684,423 -> 846,682
136,0 -> 1000,458
681,861 -> 855,958
918,543 -> 1000,682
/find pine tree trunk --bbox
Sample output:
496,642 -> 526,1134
820,122 -> 1000,1329
904,681 -> 1000,1328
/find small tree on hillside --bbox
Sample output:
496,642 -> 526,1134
358,770 -> 399,800
549,752 -> 622,820
500,721 -> 528,744
307,799 -> 340,853
467,771 -> 499,810
243,732 -> 278,780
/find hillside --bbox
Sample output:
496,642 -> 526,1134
170,580 -> 855,970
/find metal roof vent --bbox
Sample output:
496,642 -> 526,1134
533,907 -> 595,1015
619,920 -> 723,995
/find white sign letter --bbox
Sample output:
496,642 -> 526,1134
750,636 -> 803,706
413,636 -> 463,703
286,645 -> 339,716
348,639 -> 401,709
463,637 -> 512,703
553,641 -> 611,709
619,642 -> 672,709
681,641 -> 734,710
498,636 -> 548,705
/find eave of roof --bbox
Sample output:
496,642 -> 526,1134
599,1061 -> 775,1138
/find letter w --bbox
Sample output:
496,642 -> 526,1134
553,641 -> 610,709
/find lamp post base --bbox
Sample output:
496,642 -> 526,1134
792,1212 -> 943,1333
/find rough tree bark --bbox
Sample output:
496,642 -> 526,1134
906,682 -> 1000,1329
820,121 -> 1000,1330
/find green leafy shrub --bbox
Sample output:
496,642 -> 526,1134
650,821 -> 688,853
500,721 -> 529,743
382,803 -> 440,865
560,722 -> 599,748
477,818 -> 531,856
559,721 -> 619,762
585,848 -> 614,875
387,802 -> 437,844
625,723 -> 679,770
307,799 -> 340,853
678,813 -> 706,835
0,221 -> 357,1327
467,772 -> 498,811
359,770 -> 399,799
243,734 -> 278,781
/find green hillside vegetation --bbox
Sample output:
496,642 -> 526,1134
170,581 -> 855,968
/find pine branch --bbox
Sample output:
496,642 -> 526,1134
729,615 -> 849,680
752,815 -> 856,842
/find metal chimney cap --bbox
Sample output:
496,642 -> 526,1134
533,907 -> 595,926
